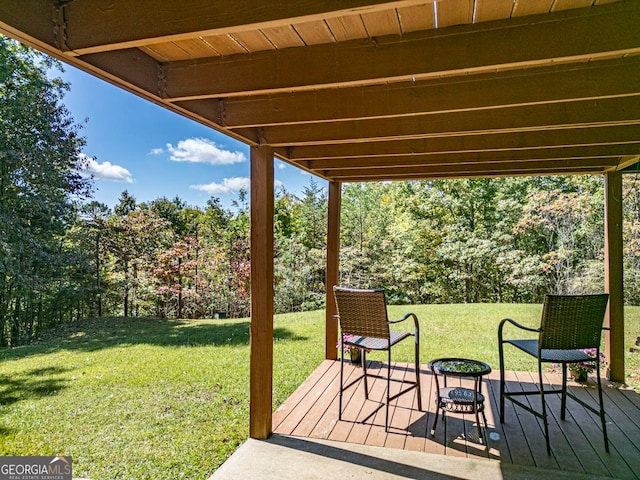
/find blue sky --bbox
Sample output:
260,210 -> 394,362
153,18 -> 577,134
58,64 -> 321,210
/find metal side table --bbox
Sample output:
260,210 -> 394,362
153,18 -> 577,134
429,357 -> 491,443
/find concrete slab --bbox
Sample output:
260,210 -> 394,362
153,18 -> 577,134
209,434 -> 611,480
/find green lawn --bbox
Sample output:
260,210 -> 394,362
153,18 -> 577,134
0,304 -> 638,479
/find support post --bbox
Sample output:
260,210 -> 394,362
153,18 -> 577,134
249,145 -> 274,439
325,181 -> 342,360
604,171 -> 625,382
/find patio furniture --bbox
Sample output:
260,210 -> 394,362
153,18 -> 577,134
333,286 -> 422,431
429,357 -> 491,443
498,293 -> 610,453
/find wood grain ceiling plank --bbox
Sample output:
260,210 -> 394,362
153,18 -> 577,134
512,0 -> 554,17
436,0 -> 474,28
55,0 -> 432,54
360,9 -> 402,36
287,125 -> 640,160
247,96 -> 640,146
138,46 -> 171,62
211,58 -> 640,127
552,0 -> 595,12
232,31 -> 276,53
397,4 -> 436,32
260,25 -> 306,49
199,34 -> 246,56
142,42 -> 193,61
161,3 -> 640,99
326,15 -> 369,40
294,20 -> 336,45
474,0 -> 515,22
176,38 -> 222,59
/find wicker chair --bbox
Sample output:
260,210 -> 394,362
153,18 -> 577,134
498,294 -> 610,454
333,286 -> 422,431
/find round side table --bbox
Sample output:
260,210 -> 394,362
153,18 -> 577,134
429,357 -> 492,443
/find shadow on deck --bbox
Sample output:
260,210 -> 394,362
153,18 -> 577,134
268,359 -> 640,479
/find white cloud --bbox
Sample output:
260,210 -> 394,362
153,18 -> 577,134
190,177 -> 283,195
190,177 -> 251,194
149,147 -> 164,155
277,161 -> 286,170
79,155 -> 133,183
166,138 -> 246,165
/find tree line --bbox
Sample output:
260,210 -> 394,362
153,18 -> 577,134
3,36 -> 640,347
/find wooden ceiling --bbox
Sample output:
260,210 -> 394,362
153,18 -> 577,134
2,0 -> 640,182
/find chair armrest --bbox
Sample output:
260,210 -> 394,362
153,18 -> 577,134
388,312 -> 414,324
389,312 -> 420,336
498,317 -> 540,342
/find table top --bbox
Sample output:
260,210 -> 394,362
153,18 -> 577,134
429,357 -> 491,377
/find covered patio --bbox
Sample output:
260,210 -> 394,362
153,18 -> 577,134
2,0 -> 640,477
268,360 -> 640,478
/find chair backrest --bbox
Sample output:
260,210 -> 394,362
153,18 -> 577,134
333,286 -> 390,339
539,294 -> 609,350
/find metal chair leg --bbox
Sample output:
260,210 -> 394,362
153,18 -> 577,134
385,348 -> 391,432
596,363 -> 609,452
561,362 -> 568,420
538,361 -> 550,454
415,332 -> 422,410
339,348 -> 344,420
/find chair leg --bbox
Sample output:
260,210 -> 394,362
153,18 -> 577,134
386,349 -> 391,432
414,334 -> 422,411
561,363 -> 568,420
498,339 -> 506,423
430,369 -> 440,436
362,350 -> 369,399
596,363 -> 609,453
538,361 -> 551,454
339,349 -> 344,421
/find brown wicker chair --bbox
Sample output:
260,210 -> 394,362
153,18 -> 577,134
333,286 -> 422,431
498,294 -> 610,454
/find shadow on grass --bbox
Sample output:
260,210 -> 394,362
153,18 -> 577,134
0,366 -> 70,407
0,317 -> 307,362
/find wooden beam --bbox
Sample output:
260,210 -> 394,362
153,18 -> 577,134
0,0 -> 56,52
163,2 -> 640,99
189,58 -> 640,127
604,171 -> 625,383
322,157 -> 618,180
287,125 -> 640,160
615,155 -> 640,171
250,145 -> 274,439
242,96 -> 640,147
332,166 -> 605,182
80,49 -> 162,98
325,181 -> 342,361
300,144 -> 640,170
50,0 -> 431,55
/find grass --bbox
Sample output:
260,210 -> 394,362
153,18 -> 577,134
0,304 -> 638,479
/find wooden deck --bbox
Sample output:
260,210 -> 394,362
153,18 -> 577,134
273,360 -> 640,479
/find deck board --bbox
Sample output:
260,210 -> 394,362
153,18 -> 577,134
274,360 -> 640,479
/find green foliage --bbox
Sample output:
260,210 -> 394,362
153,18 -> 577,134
0,36 -> 91,346
4,37 -> 640,346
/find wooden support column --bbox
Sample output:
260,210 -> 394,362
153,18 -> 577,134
249,145 -> 274,439
325,181 -> 342,360
604,170 -> 625,382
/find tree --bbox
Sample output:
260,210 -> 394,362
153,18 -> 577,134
0,36 -> 91,345
80,201 -> 110,316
